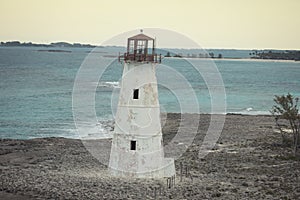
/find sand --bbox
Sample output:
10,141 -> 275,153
0,114 -> 299,199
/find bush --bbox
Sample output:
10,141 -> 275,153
271,93 -> 300,156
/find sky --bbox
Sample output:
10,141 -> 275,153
0,0 -> 299,49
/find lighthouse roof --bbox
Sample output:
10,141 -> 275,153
128,33 -> 154,40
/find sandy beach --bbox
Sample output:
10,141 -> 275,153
0,114 -> 299,199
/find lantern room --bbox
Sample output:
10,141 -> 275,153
119,30 -> 161,63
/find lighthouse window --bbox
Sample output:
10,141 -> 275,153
129,40 -> 134,53
133,89 -> 139,99
130,140 -> 136,150
137,40 -> 145,54
148,40 -> 153,54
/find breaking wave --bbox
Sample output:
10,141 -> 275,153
98,81 -> 120,89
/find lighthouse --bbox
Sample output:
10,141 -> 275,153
108,31 -> 175,178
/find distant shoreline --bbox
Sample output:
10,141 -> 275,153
0,41 -> 97,48
176,57 -> 300,63
1,42 -> 300,61
161,56 -> 299,63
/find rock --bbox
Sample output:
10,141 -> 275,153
242,182 -> 249,187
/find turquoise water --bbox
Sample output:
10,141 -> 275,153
0,47 -> 300,139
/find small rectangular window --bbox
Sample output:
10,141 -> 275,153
129,40 -> 135,53
133,89 -> 139,99
130,140 -> 136,150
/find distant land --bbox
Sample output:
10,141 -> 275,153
249,50 -> 300,61
1,41 -> 300,61
0,41 -> 97,48
162,49 -> 300,61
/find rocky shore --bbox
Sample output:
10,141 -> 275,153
0,114 -> 299,199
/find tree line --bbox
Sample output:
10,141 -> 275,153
165,52 -> 222,59
250,50 -> 300,61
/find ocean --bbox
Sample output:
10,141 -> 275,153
0,46 -> 300,139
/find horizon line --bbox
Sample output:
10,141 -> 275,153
0,40 -> 299,51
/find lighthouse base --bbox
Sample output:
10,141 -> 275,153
109,158 -> 175,179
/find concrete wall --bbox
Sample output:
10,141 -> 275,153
108,62 -> 175,178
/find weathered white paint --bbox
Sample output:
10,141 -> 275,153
108,62 -> 175,178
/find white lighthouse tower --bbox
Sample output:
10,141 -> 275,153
108,31 -> 175,178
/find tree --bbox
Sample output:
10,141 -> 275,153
271,93 -> 300,156
218,54 -> 223,58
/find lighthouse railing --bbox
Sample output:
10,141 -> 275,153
119,53 -> 161,63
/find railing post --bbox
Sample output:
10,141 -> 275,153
180,162 -> 183,182
174,175 -> 176,186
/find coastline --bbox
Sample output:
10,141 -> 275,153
216,58 -> 299,63
1,46 -> 299,63
169,56 -> 299,63
1,114 -> 299,199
